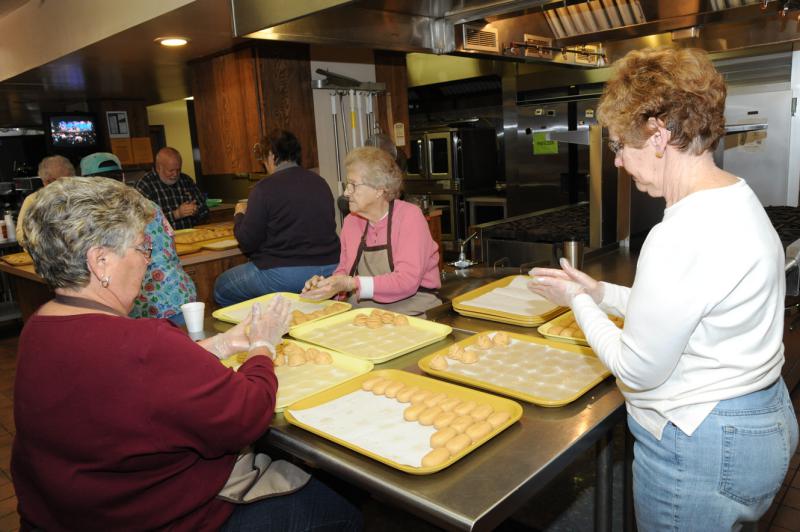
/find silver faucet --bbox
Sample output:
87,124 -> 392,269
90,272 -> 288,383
452,232 -> 478,269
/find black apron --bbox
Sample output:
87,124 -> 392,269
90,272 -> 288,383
347,201 -> 441,316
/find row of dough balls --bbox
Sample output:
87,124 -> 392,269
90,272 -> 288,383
352,309 -> 410,328
428,331 -> 512,369
273,342 -> 333,367
361,376 -> 511,468
291,302 -> 350,326
547,315 -> 624,340
174,226 -> 233,244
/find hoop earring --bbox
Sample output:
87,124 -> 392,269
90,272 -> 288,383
655,151 -> 664,159
101,276 -> 111,288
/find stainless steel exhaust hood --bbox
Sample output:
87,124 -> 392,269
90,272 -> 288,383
232,0 -> 800,63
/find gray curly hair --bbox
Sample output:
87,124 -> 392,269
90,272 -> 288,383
23,177 -> 154,289
345,146 -> 403,201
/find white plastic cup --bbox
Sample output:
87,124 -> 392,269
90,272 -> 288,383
181,302 -> 205,333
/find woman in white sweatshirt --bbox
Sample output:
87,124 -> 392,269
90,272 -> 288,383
530,47 -> 798,530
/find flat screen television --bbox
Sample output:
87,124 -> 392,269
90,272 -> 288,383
45,113 -> 98,149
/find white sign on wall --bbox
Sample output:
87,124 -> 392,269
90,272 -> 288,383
106,111 -> 130,138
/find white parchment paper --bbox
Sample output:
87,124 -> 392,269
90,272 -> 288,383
460,276 -> 558,316
288,390 -> 437,467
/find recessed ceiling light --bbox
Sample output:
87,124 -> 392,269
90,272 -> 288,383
156,37 -> 189,47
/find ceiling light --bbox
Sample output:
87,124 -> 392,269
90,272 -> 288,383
156,37 -> 189,47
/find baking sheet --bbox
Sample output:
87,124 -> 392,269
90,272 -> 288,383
0,251 -> 32,266
538,310 -> 624,346
418,331 -> 611,407
173,222 -> 234,245
221,339 -> 372,412
289,309 -> 452,364
201,238 -> 239,251
452,276 -> 566,326
212,292 -> 351,328
285,369 -> 522,474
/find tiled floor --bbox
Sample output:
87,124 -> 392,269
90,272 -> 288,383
0,319 -> 797,531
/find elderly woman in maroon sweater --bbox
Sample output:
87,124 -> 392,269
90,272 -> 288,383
12,177 -> 361,531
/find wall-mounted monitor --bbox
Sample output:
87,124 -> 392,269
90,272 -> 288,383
46,113 -> 98,148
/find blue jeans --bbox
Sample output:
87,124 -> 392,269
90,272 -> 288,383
219,477 -> 362,532
629,378 -> 798,531
214,262 -> 337,307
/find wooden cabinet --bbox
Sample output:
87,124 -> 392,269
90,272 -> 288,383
190,42 -> 318,174
374,50 -> 410,159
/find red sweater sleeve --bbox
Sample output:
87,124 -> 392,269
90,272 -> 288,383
142,322 -> 278,457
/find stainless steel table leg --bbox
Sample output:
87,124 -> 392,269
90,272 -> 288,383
595,431 -> 613,532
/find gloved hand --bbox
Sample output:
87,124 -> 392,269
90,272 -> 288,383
529,258 -> 604,304
302,275 -> 325,293
207,312 -> 254,360
247,296 -> 291,354
301,275 -> 354,301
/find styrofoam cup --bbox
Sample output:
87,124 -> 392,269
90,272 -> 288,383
181,302 -> 205,333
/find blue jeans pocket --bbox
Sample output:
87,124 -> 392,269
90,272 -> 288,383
718,423 -> 789,505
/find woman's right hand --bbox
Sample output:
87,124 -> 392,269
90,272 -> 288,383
248,297 -> 291,354
530,258 -> 604,304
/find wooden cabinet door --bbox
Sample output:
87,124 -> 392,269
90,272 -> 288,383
190,48 -> 264,175
183,254 -> 248,311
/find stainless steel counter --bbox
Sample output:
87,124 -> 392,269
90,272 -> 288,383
257,250 -> 639,531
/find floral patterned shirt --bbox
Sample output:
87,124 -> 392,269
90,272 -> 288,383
129,203 -> 197,319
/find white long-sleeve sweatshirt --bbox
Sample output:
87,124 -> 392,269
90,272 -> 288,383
572,178 -> 785,439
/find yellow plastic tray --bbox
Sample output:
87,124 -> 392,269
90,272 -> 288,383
418,332 -> 611,407
212,292 -> 352,328
285,369 -> 522,474
289,309 -> 452,364
221,339 -> 372,412
175,243 -> 201,255
538,310 -> 624,346
452,275 -> 567,326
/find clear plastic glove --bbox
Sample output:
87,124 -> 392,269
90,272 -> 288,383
527,275 -> 586,307
247,296 -> 291,354
205,312 -> 254,360
301,275 -> 354,301
302,275 -> 325,294
529,258 -> 604,304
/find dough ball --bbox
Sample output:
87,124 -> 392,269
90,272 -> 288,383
329,302 -> 349,312
410,389 -> 433,404
460,351 -> 479,364
471,404 -> 494,422
492,332 -> 511,346
418,406 -> 443,426
369,309 -> 384,319
272,354 -> 286,367
424,393 -> 448,408
433,411 -> 458,430
287,352 -> 307,367
429,355 -> 449,371
421,447 -> 451,468
396,385 -> 419,403
465,421 -> 493,441
486,411 -> 511,428
475,333 -> 493,349
393,315 -> 409,326
312,350 -> 333,365
445,433 -> 472,455
561,327 -> 577,338
381,312 -> 395,324
290,310 -> 306,325
384,381 -> 405,398
362,376 -> 385,391
283,343 -> 302,356
547,326 -> 564,336
454,401 -> 477,416
308,310 -> 324,320
447,344 -> 465,361
439,397 -> 461,412
403,403 -> 426,422
275,343 -> 286,356
353,314 -> 368,326
366,317 -> 382,329
372,379 -> 393,396
450,415 -> 474,433
430,427 -> 458,448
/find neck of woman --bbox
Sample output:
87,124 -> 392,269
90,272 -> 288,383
662,150 -> 737,208
52,285 -> 127,316
364,200 -> 390,224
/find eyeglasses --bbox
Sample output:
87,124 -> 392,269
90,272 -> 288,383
608,139 -> 624,154
133,243 -> 153,261
344,181 -> 373,192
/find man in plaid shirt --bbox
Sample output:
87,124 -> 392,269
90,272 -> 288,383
135,147 -> 209,229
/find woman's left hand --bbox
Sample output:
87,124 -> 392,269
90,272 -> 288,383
527,268 -> 587,307
302,275 -> 354,300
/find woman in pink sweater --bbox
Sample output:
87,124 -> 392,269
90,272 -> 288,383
303,147 -> 441,315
